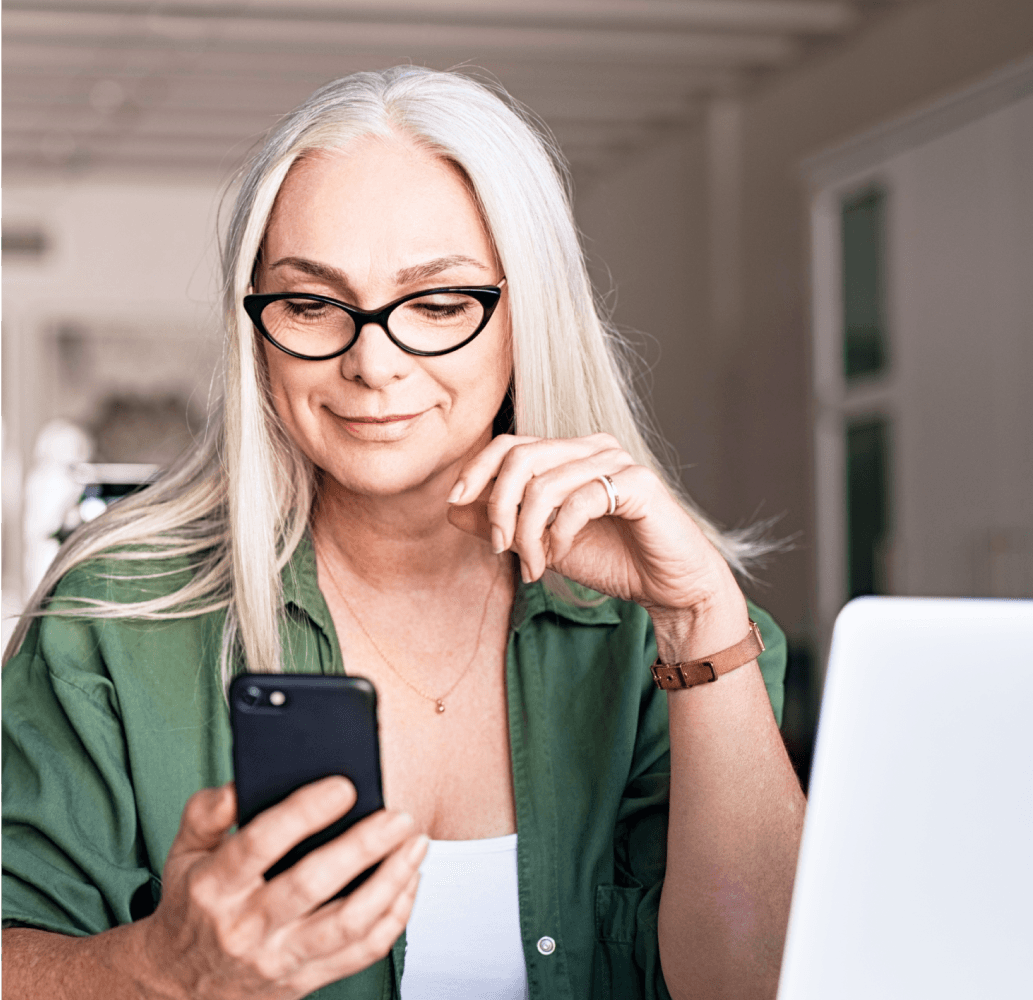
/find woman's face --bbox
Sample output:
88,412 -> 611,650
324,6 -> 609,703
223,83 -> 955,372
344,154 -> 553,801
256,136 -> 511,499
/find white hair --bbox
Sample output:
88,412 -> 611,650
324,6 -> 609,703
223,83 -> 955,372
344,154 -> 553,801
4,67 -> 770,682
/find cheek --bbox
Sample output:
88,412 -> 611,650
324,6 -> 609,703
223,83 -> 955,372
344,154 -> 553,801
444,341 -> 511,421
261,344 -> 316,428
261,345 -> 291,411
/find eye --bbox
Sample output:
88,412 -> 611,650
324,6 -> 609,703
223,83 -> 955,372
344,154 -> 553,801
416,301 -> 468,318
406,293 -> 477,322
282,297 -> 331,319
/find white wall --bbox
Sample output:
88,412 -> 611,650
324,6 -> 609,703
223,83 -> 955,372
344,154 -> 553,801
810,80 -> 1033,652
573,130 -> 716,508
890,92 -> 1033,597
572,0 -> 1033,646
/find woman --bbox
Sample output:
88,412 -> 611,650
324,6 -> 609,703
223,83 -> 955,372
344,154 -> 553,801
2,67 -> 805,999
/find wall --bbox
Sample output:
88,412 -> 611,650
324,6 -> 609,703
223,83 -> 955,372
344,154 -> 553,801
733,0 -> 1033,639
890,94 -> 1033,599
573,130 -> 715,508
574,0 -> 1033,647
808,78 -> 1033,657
2,180 -> 226,628
3,180 -> 226,453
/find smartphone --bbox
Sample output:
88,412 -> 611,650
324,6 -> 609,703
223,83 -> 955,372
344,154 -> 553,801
230,673 -> 385,898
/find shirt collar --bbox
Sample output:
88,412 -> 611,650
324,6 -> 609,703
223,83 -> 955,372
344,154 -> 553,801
281,531 -> 335,636
508,573 -> 624,631
283,530 -> 623,635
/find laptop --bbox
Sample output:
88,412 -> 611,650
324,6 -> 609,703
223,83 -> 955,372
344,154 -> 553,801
778,597 -> 1033,1000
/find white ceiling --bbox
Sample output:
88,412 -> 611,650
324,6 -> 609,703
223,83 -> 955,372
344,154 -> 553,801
3,0 -> 911,181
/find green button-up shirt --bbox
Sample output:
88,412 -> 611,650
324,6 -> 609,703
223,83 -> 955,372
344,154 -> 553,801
2,536 -> 786,999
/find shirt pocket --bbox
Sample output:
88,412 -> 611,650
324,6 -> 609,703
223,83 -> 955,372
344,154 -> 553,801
593,883 -> 646,999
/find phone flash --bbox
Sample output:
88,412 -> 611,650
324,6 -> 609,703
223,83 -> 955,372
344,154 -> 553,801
269,690 -> 286,706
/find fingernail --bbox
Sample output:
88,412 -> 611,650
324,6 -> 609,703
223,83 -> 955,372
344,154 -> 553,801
408,834 -> 429,862
491,525 -> 506,554
388,811 -> 414,833
520,560 -> 531,584
447,481 -> 465,504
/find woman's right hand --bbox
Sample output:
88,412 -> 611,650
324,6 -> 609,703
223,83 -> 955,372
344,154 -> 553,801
140,777 -> 426,1000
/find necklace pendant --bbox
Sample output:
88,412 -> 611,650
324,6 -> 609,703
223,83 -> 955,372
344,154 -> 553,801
436,700 -> 446,713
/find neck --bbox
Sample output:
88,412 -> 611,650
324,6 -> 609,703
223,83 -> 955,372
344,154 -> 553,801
312,464 -> 493,594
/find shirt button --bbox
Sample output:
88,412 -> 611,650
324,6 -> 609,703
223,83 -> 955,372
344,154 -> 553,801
536,936 -> 556,955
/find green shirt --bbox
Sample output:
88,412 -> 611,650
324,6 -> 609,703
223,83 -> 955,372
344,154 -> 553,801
2,535 -> 786,999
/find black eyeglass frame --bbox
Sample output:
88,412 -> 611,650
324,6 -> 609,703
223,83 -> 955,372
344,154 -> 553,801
243,281 -> 506,360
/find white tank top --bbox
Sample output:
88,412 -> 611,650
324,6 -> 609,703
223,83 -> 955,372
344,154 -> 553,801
400,834 -> 529,1000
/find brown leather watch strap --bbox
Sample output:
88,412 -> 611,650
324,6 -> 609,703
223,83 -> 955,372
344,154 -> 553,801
651,620 -> 765,690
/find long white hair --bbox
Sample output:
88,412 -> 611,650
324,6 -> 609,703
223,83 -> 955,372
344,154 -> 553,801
5,67 -> 767,682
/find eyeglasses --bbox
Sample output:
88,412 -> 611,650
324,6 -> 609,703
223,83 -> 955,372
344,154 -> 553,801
243,279 -> 506,360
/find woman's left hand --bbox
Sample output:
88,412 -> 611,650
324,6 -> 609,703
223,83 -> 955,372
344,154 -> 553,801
447,433 -> 736,615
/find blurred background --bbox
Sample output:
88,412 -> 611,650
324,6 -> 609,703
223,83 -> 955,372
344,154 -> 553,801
4,0 -> 1032,785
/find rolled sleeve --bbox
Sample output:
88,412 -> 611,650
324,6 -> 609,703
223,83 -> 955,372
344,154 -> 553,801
596,598 -> 787,998
2,613 -> 158,936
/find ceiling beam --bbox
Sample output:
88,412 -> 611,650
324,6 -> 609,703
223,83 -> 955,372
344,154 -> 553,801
9,0 -> 859,35
3,85 -> 699,125
3,124 -> 641,175
4,11 -> 800,67
3,47 -> 741,96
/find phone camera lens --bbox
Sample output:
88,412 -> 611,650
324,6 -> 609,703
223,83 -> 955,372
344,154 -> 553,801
240,685 -> 262,707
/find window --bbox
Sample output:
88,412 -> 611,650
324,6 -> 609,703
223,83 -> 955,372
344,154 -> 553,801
846,417 -> 890,598
841,187 -> 887,379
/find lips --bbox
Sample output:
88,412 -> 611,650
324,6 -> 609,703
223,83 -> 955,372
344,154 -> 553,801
340,413 -> 421,424
331,408 -> 428,442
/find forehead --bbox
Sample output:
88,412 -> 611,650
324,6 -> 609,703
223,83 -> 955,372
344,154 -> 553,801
265,137 -> 495,269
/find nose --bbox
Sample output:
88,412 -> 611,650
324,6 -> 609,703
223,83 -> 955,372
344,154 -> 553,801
338,319 -> 412,389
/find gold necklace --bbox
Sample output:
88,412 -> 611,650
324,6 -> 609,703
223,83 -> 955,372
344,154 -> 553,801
317,537 -> 505,714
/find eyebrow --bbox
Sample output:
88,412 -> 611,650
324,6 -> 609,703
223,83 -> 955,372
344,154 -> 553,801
269,254 -> 491,291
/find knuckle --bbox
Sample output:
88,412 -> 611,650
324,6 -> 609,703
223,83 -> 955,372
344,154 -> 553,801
628,464 -> 658,490
292,865 -> 331,907
181,792 -> 204,826
252,949 -> 291,982
335,905 -> 368,941
354,822 -> 387,860
366,919 -> 403,961
523,476 -> 548,501
180,788 -> 215,833
548,518 -> 572,546
234,822 -> 268,860
506,442 -> 537,470
567,489 -> 593,515
185,868 -> 216,911
213,916 -> 252,961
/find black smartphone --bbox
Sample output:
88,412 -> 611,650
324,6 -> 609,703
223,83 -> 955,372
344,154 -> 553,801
229,673 -> 385,898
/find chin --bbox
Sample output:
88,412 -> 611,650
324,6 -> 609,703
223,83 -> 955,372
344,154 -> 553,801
317,444 -> 455,499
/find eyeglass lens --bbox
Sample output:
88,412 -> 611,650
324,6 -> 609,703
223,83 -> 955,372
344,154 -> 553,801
260,292 -> 488,356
